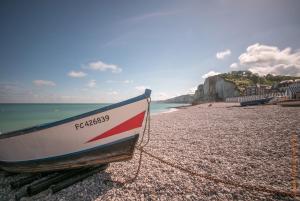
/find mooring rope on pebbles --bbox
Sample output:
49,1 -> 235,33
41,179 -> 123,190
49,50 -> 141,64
118,99 -> 299,198
116,97 -> 151,184
291,131 -> 299,197
140,148 -> 299,198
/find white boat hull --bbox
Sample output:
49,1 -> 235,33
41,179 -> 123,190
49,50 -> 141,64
0,90 -> 151,173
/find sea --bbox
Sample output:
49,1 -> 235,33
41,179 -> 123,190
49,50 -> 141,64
0,103 -> 188,134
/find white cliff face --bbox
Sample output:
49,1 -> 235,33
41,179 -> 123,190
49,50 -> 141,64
215,76 -> 240,99
194,84 -> 204,102
193,76 -> 240,103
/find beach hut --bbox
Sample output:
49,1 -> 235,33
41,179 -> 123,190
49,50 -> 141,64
285,82 -> 300,99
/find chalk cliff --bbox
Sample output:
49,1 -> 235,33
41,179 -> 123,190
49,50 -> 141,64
193,75 -> 240,103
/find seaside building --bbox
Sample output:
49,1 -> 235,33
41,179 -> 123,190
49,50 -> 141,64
245,84 -> 271,96
245,86 -> 257,96
285,82 -> 300,99
278,80 -> 295,92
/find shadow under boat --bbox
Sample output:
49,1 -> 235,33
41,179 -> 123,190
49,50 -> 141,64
0,164 -> 119,201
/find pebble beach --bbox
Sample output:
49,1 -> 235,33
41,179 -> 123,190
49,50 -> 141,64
1,102 -> 299,201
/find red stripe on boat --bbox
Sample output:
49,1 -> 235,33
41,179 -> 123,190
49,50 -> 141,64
87,111 -> 146,143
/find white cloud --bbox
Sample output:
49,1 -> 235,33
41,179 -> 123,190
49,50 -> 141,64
87,60 -> 122,73
202,71 -> 221,79
123,80 -> 133,84
216,49 -> 231,59
87,80 -> 96,88
149,91 -> 177,101
187,87 -> 197,94
0,82 -> 119,103
106,80 -> 133,84
230,63 -> 238,69
152,92 -> 171,101
135,85 -> 150,91
0,82 -> 20,91
80,88 -> 89,92
125,11 -> 178,23
68,71 -> 87,78
107,91 -> 118,95
33,80 -> 56,87
236,43 -> 300,76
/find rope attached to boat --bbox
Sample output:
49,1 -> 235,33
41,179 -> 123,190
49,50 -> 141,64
115,99 -> 299,198
141,149 -> 299,197
136,97 -> 151,148
123,97 -> 151,183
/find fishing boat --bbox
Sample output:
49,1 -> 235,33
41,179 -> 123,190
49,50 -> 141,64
0,89 -> 151,173
240,97 -> 272,107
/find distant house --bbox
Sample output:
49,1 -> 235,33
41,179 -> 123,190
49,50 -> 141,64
285,82 -> 300,99
245,86 -> 257,96
245,84 -> 271,96
278,80 -> 295,92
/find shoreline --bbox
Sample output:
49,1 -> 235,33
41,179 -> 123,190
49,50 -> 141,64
151,103 -> 191,115
1,102 -> 299,200
167,104 -> 192,109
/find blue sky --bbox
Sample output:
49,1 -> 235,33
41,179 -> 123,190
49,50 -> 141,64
1,0 -> 300,103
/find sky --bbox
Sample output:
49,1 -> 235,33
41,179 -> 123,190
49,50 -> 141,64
1,0 -> 300,103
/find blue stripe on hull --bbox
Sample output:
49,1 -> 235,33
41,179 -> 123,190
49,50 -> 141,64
0,89 -> 151,139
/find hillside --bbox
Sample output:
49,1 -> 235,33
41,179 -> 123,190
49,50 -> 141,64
159,71 -> 300,104
219,71 -> 300,93
159,94 -> 194,104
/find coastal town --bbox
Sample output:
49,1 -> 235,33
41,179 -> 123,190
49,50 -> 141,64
1,71 -> 299,201
1,1 -> 300,201
161,71 -> 300,106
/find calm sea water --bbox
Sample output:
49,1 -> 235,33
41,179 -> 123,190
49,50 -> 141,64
0,103 -> 188,134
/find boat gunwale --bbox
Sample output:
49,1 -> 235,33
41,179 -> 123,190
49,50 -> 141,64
0,89 -> 151,139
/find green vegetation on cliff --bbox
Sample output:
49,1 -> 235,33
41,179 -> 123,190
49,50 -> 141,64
218,71 -> 300,93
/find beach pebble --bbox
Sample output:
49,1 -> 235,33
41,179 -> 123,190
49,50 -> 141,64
0,103 -> 299,201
